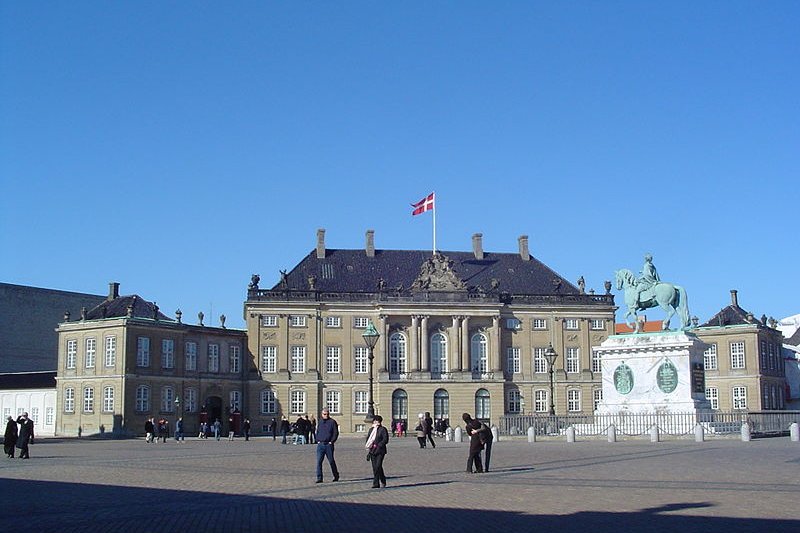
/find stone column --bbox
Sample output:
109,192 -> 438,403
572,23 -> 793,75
421,316 -> 430,372
410,315 -> 419,372
452,316 -> 461,372
461,316 -> 470,372
379,315 -> 388,372
492,315 -> 502,373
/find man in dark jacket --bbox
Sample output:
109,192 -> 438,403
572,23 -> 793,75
4,415 -> 18,458
16,412 -> 34,459
269,418 -> 278,441
424,411 -> 436,448
279,416 -> 290,444
314,409 -> 340,483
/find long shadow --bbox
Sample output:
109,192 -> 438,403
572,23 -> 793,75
0,478 -> 796,533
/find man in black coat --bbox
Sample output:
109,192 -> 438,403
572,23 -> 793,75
16,412 -> 34,459
4,415 -> 18,458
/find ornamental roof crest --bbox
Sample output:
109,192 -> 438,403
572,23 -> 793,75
411,253 -> 467,292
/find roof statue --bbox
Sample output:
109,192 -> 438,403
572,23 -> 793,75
410,253 -> 467,292
615,253 -> 691,333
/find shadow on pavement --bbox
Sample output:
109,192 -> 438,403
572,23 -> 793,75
1,478 -> 796,533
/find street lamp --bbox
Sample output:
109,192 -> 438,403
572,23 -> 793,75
544,344 -> 558,416
362,320 -> 381,423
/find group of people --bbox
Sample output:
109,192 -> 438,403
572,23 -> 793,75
414,412 -> 436,449
4,413 -> 34,459
143,417 -> 171,443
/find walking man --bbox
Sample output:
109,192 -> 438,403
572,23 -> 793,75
314,409 -> 340,483
16,412 -> 34,459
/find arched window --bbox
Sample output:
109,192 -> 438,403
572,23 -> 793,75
430,333 -> 448,373
433,389 -> 449,420
389,332 -> 407,374
471,333 -> 488,374
475,388 -> 490,421
507,388 -> 521,414
392,389 -> 408,424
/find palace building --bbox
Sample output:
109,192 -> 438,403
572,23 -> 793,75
243,229 -> 616,434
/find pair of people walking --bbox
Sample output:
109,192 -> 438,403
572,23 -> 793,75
4,413 -> 34,459
414,412 -> 436,449
463,412 -> 493,473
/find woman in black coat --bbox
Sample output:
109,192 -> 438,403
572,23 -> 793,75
365,415 -> 389,488
4,416 -> 17,458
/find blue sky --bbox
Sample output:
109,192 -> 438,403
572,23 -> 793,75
2,2 -> 798,329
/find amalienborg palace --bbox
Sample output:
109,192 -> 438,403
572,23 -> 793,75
56,230 -> 615,436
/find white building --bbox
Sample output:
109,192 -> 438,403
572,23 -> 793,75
0,372 -> 57,437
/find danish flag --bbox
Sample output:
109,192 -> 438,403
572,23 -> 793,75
411,192 -> 435,216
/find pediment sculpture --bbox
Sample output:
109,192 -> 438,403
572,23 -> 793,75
411,253 -> 467,292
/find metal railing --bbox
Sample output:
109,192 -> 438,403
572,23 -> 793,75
499,411 -> 800,437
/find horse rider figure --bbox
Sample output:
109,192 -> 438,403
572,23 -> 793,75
635,254 -> 660,308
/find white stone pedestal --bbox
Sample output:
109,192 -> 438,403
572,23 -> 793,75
596,331 -> 710,414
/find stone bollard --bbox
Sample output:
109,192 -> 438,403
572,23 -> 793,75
694,424 -> 705,442
741,422 -> 751,442
445,427 -> 454,442
566,426 -> 576,443
454,426 -> 463,443
527,426 -> 536,443
790,422 -> 799,442
608,424 -> 617,443
649,425 -> 659,443
492,426 -> 499,443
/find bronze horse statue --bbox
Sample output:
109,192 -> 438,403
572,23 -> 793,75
615,269 -> 690,332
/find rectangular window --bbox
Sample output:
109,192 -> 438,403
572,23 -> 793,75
291,346 -> 306,373
229,344 -> 241,374
45,407 -> 54,425
354,346 -> 368,374
161,387 -> 174,412
593,389 -> 603,411
66,339 -> 77,369
534,390 -> 548,413
768,342 -> 775,371
353,317 -> 369,329
261,315 -> 278,327
185,341 -> 197,371
704,343 -> 718,371
760,340 -> 767,369
732,386 -> 747,410
290,389 -> 306,414
290,315 -> 307,327
102,336 -> 115,367
30,407 -> 39,425
533,347 -> 547,373
83,387 -> 94,412
325,390 -> 341,414
532,318 -> 547,330
85,337 -> 96,368
135,386 -> 149,412
261,389 -> 276,414
208,344 -> 220,372
137,337 -> 150,367
354,391 -> 368,414
507,390 -> 521,413
567,389 -> 581,412
506,318 -> 522,330
326,346 -> 341,373
564,318 -> 579,330
354,423 -> 366,433
162,339 -> 175,369
230,390 -> 241,411
507,347 -> 521,374
566,347 -> 580,373
103,386 -> 114,412
730,341 -> 745,369
64,387 -> 75,413
185,388 -> 197,413
590,319 -> 605,330
325,316 -> 341,328
591,350 -> 602,373
261,346 -> 277,373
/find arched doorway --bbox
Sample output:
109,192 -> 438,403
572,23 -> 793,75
392,389 -> 408,435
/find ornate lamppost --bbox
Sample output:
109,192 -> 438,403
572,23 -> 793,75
362,320 -> 381,423
544,343 -> 558,416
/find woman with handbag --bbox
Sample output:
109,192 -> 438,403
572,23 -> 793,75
365,415 -> 389,488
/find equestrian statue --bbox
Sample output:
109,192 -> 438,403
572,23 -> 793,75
615,254 -> 691,332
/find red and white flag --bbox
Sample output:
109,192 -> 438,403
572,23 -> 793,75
411,192 -> 435,216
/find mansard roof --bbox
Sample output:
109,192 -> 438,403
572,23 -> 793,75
271,249 -> 580,296
701,304 -> 759,328
85,294 -> 173,321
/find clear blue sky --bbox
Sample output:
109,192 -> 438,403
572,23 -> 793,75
2,2 -> 798,329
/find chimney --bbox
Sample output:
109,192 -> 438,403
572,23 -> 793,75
108,282 -> 120,301
518,235 -> 530,261
316,228 -> 326,259
472,233 -> 484,260
366,229 -> 375,258
730,289 -> 739,307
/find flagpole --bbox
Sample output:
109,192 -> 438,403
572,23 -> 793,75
432,191 -> 436,255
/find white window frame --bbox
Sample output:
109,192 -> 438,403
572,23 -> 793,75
261,315 -> 278,327
591,349 -> 602,373
566,347 -> 580,373
471,333 -> 488,374
730,341 -> 745,370
290,389 -> 306,414
291,345 -> 306,373
185,341 -> 197,371
593,388 -> 603,411
185,388 -> 197,413
103,386 -> 114,412
261,345 -> 277,373
104,336 -> 116,367
389,332 -> 407,374
534,390 -> 548,413
260,389 -> 276,414
45,407 -> 54,425
590,319 -> 605,330
289,315 -> 307,327
30,407 -> 39,425
354,390 -> 368,414
507,347 -> 521,374
430,333 -> 448,373
83,387 -> 94,413
161,386 -> 175,412
732,386 -> 747,410
136,337 -> 150,368
66,339 -> 77,369
564,318 -> 580,330
135,385 -> 150,412
533,347 -> 547,374
567,389 -> 581,412
229,344 -> 241,374
325,316 -> 341,328
326,346 -> 341,374
64,387 -> 75,413
326,390 -> 341,414
354,346 -> 368,374
230,390 -> 241,411
704,343 -> 718,371
208,343 -> 220,372
353,316 -> 369,329
532,318 -> 548,330
85,337 -> 96,368
162,339 -> 175,369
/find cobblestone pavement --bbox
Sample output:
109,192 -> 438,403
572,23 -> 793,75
1,434 -> 798,532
